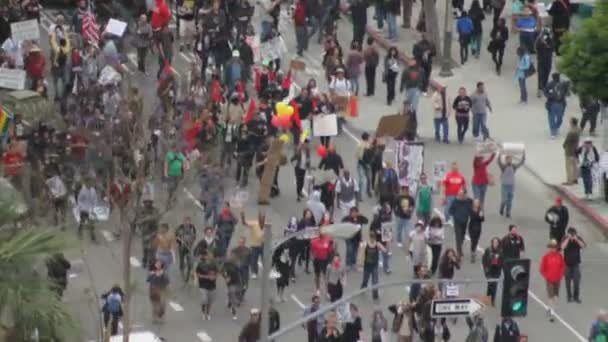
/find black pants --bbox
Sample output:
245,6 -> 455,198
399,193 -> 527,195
459,35 -> 470,64
421,62 -> 432,92
295,167 -> 306,198
491,45 -> 505,72
454,221 -> 467,257
352,22 -> 366,47
429,244 -> 442,275
320,136 -> 331,147
537,59 -> 553,91
103,312 -> 121,336
327,281 -> 343,302
492,6 -> 504,28
468,225 -> 481,252
455,116 -> 469,143
553,28 -> 566,56
486,279 -> 498,304
236,158 -> 251,187
386,72 -> 397,104
137,47 -> 147,72
365,65 -> 376,96
581,111 -> 599,134
221,141 -> 235,167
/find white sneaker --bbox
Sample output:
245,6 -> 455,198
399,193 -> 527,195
397,242 -> 403,248
206,315 -> 211,320
251,273 -> 257,279
233,315 -> 238,320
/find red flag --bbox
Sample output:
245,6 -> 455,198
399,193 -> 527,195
81,7 -> 100,45
244,99 -> 257,124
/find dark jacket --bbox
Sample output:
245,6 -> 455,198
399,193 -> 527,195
490,25 -> 509,47
385,0 -> 400,14
482,247 -> 503,278
544,205 -> 569,233
399,64 -> 424,91
412,39 -> 436,66
548,0 -> 572,30
449,197 -> 473,224
291,146 -> 311,170
493,318 -> 520,342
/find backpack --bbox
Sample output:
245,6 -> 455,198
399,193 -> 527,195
106,292 -> 122,314
361,147 -> 374,165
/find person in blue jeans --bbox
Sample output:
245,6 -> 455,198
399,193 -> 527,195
515,46 -> 531,104
470,81 -> 493,141
456,11 -> 474,64
394,186 -> 415,248
370,203 -> 394,274
498,152 -> 526,218
576,139 -> 599,199
515,7 -> 537,53
359,233 -> 385,300
341,207 -> 369,270
385,0 -> 400,41
432,87 -> 450,143
544,72 -> 570,138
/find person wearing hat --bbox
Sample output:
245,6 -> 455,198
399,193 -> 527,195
24,43 -> 45,88
329,67 -> 352,99
225,49 -> 244,93
545,197 -> 569,244
540,239 -> 565,322
239,308 -> 261,342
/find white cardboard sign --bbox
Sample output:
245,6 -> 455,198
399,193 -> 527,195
11,19 -> 40,41
104,18 -> 127,37
0,68 -> 26,90
312,114 -> 338,137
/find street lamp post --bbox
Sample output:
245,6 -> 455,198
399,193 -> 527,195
439,0 -> 454,77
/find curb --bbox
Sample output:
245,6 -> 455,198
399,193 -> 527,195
365,25 -> 446,92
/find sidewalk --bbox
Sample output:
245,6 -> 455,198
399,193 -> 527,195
346,2 -> 608,232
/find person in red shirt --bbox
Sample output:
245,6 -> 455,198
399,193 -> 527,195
442,161 -> 466,222
2,146 -> 25,178
310,229 -> 334,295
540,239 -> 566,322
471,152 -> 496,208
24,45 -> 46,86
151,0 -> 171,31
110,175 -> 131,237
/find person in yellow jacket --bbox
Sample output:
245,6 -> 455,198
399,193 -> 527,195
49,25 -> 71,101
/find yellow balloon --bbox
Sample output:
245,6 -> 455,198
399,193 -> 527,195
275,102 -> 287,114
286,105 -> 294,116
300,128 -> 310,143
279,133 -> 290,143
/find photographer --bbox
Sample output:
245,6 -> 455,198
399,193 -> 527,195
561,227 -> 586,304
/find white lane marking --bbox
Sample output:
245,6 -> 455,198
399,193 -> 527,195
169,301 -> 184,312
197,331 -> 213,342
342,126 -> 361,143
101,230 -> 115,242
68,273 -> 78,279
291,294 -> 306,309
118,322 -> 123,330
129,256 -> 142,268
127,52 -> 138,67
179,52 -> 192,63
121,63 -> 133,74
40,18 -> 52,32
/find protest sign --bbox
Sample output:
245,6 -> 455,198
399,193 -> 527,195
476,141 -> 498,154
105,18 -> 127,37
376,113 -> 407,138
432,160 -> 447,184
0,68 -> 26,90
290,59 -> 306,71
312,114 -> 338,137
10,19 -> 39,41
395,141 -> 424,193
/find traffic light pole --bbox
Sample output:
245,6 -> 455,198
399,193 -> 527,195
269,277 -> 500,340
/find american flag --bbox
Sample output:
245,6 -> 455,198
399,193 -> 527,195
81,5 -> 100,46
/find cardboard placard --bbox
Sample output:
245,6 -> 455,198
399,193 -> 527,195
290,59 -> 306,71
375,114 -> 407,138
258,139 -> 284,204
10,19 -> 40,41
312,114 -> 338,137
476,141 -> 499,154
105,18 -> 127,37
0,67 -> 26,90
332,95 -> 349,108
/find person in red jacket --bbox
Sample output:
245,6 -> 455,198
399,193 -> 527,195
24,45 -> 46,88
151,0 -> 171,31
471,152 -> 496,208
540,239 -> 566,322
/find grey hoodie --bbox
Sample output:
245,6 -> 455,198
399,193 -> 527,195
306,190 -> 326,223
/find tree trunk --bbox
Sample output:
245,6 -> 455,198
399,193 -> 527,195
121,220 -> 134,342
423,0 -> 442,59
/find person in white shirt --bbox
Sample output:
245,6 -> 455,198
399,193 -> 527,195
77,178 -> 98,241
329,68 -> 352,98
46,171 -> 68,227
335,170 -> 359,219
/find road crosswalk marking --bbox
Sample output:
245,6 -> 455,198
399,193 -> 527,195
169,301 -> 184,312
129,257 -> 142,268
101,230 -> 115,242
197,331 -> 213,342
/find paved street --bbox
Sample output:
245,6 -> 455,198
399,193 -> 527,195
33,2 -> 608,342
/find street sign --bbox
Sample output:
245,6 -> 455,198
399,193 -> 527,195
431,298 -> 485,318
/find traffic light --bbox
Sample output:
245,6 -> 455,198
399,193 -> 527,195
501,258 -> 530,317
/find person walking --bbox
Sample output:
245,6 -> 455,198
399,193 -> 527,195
469,199 -> 485,263
544,73 -> 570,138
363,38 -> 380,97
493,316 -> 520,342
498,152 -> 526,218
358,232 -> 385,301
293,0 -> 309,56
545,197 -> 569,244
399,59 -> 424,115
394,186 -> 415,248
272,243 -> 291,303
346,41 -> 364,96
515,47 -> 532,104
432,87 -> 450,143
311,230 -> 334,295
472,152 -> 496,208
561,227 -> 586,303
239,308 -> 261,342
576,139 -> 600,199
489,18 -> 508,75
579,95 -> 601,136
101,285 -> 124,336
370,309 -> 388,342
134,14 -> 153,74
46,253 -> 71,298
468,0 -> 485,59
482,237 -> 503,306
548,0 -> 572,55
240,211 -> 266,279
442,161 -> 466,223
452,86 -> 473,144
470,82 -> 493,141
540,239 -> 566,322
456,11 -> 474,64
292,140 -> 311,201
563,117 -> 581,184
342,207 -> 369,271
304,295 -> 325,342
326,253 -> 346,302
349,0 -> 369,47
501,224 -> 525,261
196,251 -> 219,321
356,133 -> 373,198
147,259 -> 170,324
223,250 -> 243,319
416,173 -> 433,224
384,47 -> 400,105
385,0 -> 400,41
335,169 -> 360,219
449,188 -> 473,259
535,28 -> 554,98
412,34 -> 436,95
426,215 -> 445,275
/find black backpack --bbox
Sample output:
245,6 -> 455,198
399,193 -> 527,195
361,147 -> 374,165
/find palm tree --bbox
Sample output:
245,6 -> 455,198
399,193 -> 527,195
0,202 -> 76,341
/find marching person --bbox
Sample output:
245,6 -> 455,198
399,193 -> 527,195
545,197 -> 569,244
540,239 -> 566,322
101,285 -> 124,336
561,227 -> 586,303
497,152 -> 526,219
576,138 -> 600,199
482,237 -> 503,306
358,231 -> 385,302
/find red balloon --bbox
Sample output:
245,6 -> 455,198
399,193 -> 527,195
317,144 -> 327,158
271,115 -> 281,128
279,115 -> 292,129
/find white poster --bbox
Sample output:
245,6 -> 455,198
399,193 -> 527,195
395,141 -> 424,194
312,114 -> 338,137
0,68 -> 26,90
104,18 -> 127,37
381,221 -> 393,242
432,160 -> 447,184
10,19 -> 40,41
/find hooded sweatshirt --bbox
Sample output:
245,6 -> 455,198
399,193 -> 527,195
306,190 -> 326,224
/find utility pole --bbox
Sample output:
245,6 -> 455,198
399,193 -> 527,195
439,0 -> 454,77
259,223 -> 273,342
601,102 -> 608,202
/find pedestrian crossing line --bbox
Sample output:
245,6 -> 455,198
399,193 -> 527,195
179,51 -> 192,63
129,256 -> 142,268
101,230 -> 115,242
196,331 -> 213,342
40,18 -> 52,32
169,301 -> 184,312
290,294 -> 306,309
68,273 -> 78,279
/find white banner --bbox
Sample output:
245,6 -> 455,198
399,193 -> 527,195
0,67 -> 26,90
312,114 -> 338,137
11,19 -> 40,41
395,141 -> 424,194
105,18 -> 127,37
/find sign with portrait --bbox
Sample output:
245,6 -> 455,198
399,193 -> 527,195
381,221 -> 393,242
395,141 -> 424,193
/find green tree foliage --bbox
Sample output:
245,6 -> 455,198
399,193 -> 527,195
558,1 -> 608,101
0,207 -> 75,341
